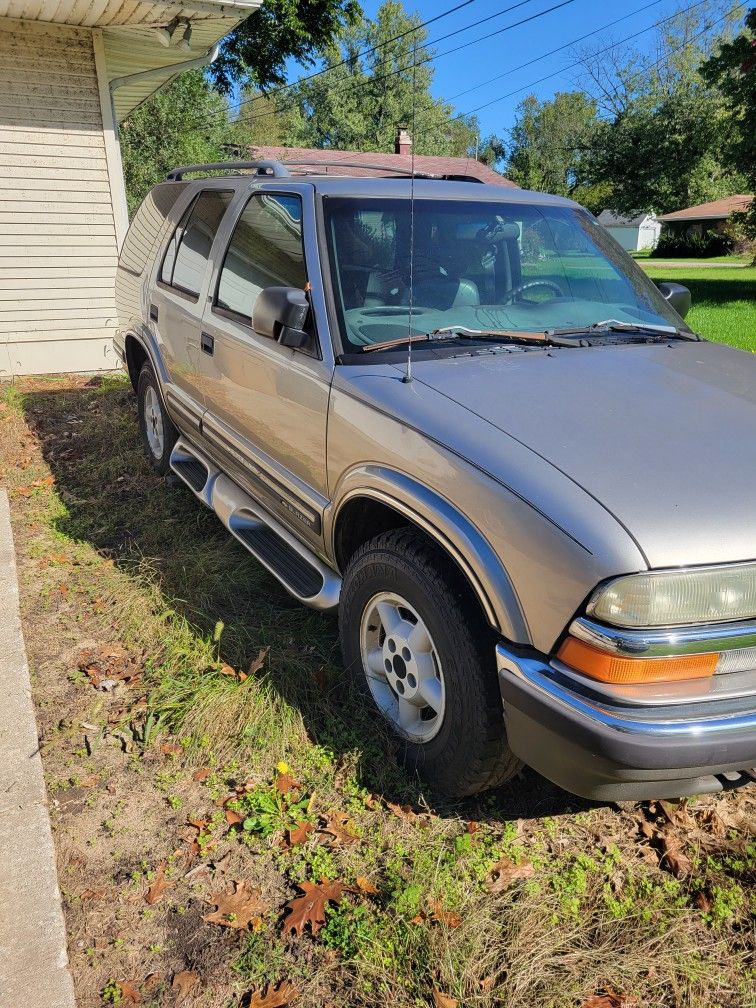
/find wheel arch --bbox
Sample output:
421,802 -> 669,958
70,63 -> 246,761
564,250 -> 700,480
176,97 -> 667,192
329,466 -> 531,645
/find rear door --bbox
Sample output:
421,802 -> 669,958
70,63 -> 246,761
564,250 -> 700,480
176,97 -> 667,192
196,182 -> 334,549
149,186 -> 234,432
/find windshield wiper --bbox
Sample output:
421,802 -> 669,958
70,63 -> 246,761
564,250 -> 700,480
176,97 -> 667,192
431,325 -> 578,347
546,320 -> 699,340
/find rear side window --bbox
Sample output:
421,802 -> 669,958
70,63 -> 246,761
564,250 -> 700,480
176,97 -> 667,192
215,193 -> 306,322
160,189 -> 233,297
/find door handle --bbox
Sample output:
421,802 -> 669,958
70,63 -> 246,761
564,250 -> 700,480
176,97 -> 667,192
149,304 -> 158,322
200,331 -> 214,355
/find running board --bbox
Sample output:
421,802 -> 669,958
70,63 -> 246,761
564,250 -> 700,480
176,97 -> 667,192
169,439 -> 340,610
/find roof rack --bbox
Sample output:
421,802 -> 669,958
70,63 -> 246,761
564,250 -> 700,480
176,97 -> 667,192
165,160 -> 291,181
280,159 -> 439,179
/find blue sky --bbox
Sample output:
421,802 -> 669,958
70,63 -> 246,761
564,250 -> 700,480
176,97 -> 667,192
328,0 -> 707,141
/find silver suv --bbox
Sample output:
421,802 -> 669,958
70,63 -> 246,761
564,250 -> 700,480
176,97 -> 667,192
115,159 -> 756,801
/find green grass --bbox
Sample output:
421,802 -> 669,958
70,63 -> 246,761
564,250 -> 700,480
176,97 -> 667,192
631,250 -> 751,264
641,265 -> 756,351
2,377 -> 755,1008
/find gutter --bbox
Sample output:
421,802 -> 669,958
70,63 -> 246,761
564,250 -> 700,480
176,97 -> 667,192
108,42 -> 221,125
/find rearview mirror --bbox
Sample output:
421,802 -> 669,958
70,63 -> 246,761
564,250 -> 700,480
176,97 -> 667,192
253,286 -> 311,349
656,281 -> 691,319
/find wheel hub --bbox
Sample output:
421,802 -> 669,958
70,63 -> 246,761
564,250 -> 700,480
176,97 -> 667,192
144,386 -> 164,458
359,591 -> 445,742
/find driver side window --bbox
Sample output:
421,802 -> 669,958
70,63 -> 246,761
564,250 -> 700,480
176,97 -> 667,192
214,193 -> 306,324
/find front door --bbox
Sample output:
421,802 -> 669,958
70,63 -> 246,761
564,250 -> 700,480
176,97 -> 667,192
197,185 -> 334,549
149,187 -> 234,431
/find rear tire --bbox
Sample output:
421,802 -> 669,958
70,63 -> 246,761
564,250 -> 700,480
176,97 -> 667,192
137,362 -> 177,476
339,527 -> 522,797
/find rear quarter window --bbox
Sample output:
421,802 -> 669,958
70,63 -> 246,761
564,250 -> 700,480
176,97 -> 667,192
160,189 -> 234,298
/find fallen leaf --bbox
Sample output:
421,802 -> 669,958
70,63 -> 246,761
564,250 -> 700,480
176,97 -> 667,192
659,830 -> 692,878
118,980 -> 143,1004
160,741 -> 182,756
247,647 -> 270,676
274,772 -> 299,795
466,820 -> 480,837
219,663 -> 237,677
479,976 -> 495,992
192,768 -> 211,782
695,890 -> 713,912
59,584 -> 69,597
431,988 -> 459,1008
145,869 -> 173,905
284,820 -> 313,847
172,970 -> 199,1005
49,552 -> 71,564
282,879 -> 344,936
80,887 -> 109,901
353,876 -> 379,896
427,898 -> 462,928
486,856 -> 535,892
203,880 -> 268,929
581,989 -> 639,1008
225,809 -> 244,826
79,775 -> 99,788
77,644 -> 141,688
246,980 -> 299,1007
143,974 -> 161,994
318,810 -> 360,847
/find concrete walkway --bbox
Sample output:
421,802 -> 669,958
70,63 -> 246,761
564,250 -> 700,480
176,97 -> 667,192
638,259 -> 751,269
0,490 -> 76,1008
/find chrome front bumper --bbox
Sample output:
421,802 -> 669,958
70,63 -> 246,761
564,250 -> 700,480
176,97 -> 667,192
496,643 -> 756,801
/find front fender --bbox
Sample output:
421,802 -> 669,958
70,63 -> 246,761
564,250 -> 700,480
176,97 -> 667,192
327,464 -> 531,644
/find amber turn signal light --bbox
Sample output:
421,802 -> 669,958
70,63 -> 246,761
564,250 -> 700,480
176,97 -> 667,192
557,636 -> 719,684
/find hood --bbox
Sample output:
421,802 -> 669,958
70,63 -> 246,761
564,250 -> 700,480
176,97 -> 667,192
408,339 -> 756,569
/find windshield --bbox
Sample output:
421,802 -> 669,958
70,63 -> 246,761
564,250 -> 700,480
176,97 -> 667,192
322,196 -> 689,354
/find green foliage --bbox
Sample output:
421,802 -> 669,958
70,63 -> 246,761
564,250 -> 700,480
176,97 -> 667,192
583,3 -> 748,216
230,781 -> 311,841
701,7 -> 756,242
119,71 -> 234,215
653,228 -> 734,258
238,1 -> 480,156
210,0 -> 360,94
504,91 -> 602,208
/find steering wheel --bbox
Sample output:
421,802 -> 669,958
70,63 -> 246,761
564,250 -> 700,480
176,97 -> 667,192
503,279 -> 565,303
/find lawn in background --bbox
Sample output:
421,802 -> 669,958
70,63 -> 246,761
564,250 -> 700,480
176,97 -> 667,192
642,264 -> 756,351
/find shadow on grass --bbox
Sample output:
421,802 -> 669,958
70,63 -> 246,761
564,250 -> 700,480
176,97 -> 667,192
25,380 -> 596,824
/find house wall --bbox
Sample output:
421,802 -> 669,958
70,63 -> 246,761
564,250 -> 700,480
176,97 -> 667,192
0,17 -> 122,377
605,225 -> 642,252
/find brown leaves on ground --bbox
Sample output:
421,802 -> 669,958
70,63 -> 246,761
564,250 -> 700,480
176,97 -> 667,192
658,830 -> 693,878
76,643 -> 141,689
485,856 -> 535,892
144,867 -> 173,905
203,880 -> 268,930
412,898 -> 461,928
282,879 -> 344,936
245,980 -> 299,1007
274,771 -> 300,795
431,988 -> 459,1008
172,970 -> 199,1004
117,980 -> 143,1004
582,988 -> 639,1008
284,820 -> 313,848
318,810 -> 360,848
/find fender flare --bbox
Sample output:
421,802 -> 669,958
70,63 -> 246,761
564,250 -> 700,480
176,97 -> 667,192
123,326 -> 169,388
328,465 -> 531,645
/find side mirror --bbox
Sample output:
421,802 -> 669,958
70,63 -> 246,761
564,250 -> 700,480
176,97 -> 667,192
656,281 -> 691,319
252,286 -> 311,349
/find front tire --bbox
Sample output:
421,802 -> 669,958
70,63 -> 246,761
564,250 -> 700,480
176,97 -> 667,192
339,528 -> 522,797
137,362 -> 177,476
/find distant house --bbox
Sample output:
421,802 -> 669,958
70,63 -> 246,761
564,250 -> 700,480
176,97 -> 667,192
0,0 -> 260,378
596,210 -> 661,252
240,129 -> 517,187
657,195 -> 753,238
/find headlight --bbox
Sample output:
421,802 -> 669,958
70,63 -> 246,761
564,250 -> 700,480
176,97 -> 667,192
587,563 -> 756,628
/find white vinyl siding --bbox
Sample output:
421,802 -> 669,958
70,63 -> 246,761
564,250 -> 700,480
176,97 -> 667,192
0,17 -> 119,376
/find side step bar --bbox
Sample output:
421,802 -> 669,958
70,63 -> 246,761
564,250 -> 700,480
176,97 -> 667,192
169,439 -> 340,610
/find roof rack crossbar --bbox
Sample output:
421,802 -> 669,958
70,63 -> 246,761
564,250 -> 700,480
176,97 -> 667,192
166,160 -> 291,181
280,158 -> 438,179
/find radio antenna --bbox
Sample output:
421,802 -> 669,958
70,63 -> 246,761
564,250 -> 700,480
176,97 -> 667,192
403,30 -> 419,385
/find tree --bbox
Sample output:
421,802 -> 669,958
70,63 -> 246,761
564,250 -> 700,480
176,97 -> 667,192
210,0 -> 360,94
701,8 -> 756,239
236,1 -> 480,156
120,71 -> 235,214
581,2 -> 748,215
503,92 -> 605,211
